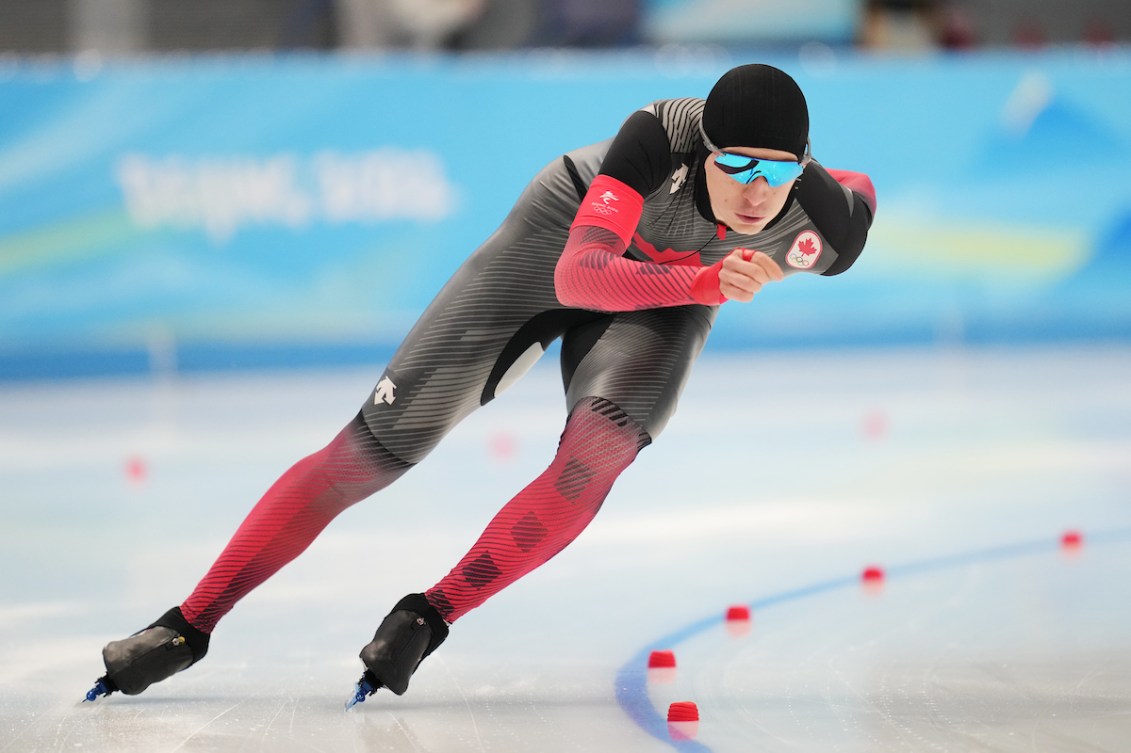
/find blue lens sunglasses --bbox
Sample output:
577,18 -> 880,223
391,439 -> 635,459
701,125 -> 810,188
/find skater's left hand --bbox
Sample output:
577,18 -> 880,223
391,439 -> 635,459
718,249 -> 783,302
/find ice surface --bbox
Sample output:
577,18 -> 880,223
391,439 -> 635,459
2,346 -> 1129,752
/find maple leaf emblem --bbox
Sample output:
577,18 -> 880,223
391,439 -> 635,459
786,231 -> 822,270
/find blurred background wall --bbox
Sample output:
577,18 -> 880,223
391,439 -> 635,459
1,0 -> 1129,379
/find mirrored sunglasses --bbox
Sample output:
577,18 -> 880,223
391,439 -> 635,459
712,151 -> 804,188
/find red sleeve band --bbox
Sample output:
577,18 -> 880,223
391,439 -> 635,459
570,174 -> 645,246
826,168 -> 877,216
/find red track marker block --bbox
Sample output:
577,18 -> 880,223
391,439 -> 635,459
124,455 -> 148,485
725,605 -> 751,622
861,408 -> 889,440
862,565 -> 885,583
861,565 -> 885,593
647,649 -> 677,684
488,431 -> 517,461
725,604 -> 752,636
1060,530 -> 1084,560
667,701 -> 700,740
668,701 -> 699,722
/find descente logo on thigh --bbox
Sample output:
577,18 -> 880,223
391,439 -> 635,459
374,376 -> 397,405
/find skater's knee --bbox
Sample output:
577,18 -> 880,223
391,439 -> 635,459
301,414 -> 419,504
561,396 -> 652,470
336,413 -> 417,475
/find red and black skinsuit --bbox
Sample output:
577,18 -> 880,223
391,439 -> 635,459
179,98 -> 877,632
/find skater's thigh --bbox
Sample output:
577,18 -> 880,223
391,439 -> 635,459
360,204 -> 588,465
560,305 -> 717,439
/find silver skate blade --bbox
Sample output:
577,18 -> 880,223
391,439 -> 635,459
344,675 -> 379,710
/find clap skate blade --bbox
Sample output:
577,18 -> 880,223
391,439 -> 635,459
84,677 -> 115,702
345,671 -> 382,709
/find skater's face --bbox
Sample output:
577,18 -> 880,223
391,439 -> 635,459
705,146 -> 801,235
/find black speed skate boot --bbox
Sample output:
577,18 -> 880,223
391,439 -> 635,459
85,607 -> 209,701
345,593 -> 449,708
